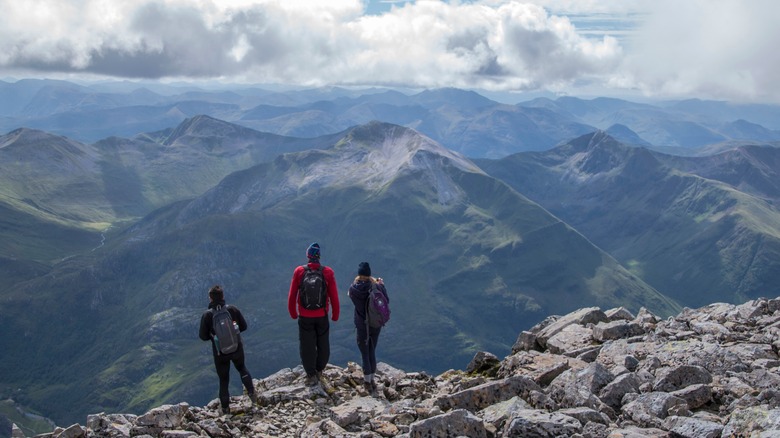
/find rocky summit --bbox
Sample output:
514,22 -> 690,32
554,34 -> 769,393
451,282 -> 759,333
15,297 -> 780,438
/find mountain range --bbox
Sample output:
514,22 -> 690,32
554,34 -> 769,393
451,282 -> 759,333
2,82 -> 780,430
476,131 -> 780,307
2,79 -> 779,156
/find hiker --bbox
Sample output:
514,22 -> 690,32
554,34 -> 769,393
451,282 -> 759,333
287,242 -> 340,386
198,285 -> 257,414
348,261 -> 389,396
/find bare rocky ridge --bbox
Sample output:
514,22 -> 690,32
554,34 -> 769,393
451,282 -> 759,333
18,297 -> 780,437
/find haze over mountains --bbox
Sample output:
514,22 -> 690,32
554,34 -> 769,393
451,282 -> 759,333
1,81 -> 780,431
2,79 -> 780,156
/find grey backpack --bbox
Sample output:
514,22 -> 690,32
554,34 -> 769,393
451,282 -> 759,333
211,305 -> 240,355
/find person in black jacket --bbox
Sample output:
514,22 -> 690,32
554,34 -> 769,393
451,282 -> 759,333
199,285 -> 257,414
347,262 -> 388,396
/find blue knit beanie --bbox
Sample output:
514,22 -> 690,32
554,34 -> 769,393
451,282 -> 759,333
307,242 -> 321,261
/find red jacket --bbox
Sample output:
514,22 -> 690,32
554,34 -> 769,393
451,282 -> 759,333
288,262 -> 340,321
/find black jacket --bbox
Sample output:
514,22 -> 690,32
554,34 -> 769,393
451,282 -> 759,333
199,300 -> 248,355
348,279 -> 389,327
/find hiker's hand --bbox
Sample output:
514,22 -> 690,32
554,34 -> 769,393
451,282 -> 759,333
376,277 -> 384,285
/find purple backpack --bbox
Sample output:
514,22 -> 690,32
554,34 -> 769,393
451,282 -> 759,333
366,282 -> 390,328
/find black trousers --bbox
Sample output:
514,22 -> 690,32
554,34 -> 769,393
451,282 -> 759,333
213,344 -> 254,409
356,322 -> 381,376
298,316 -> 330,376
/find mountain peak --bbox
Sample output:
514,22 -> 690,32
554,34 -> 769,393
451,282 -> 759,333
337,121 -> 482,176
412,87 -> 497,110
163,115 -> 254,145
0,127 -> 90,161
1,127 -> 65,147
179,122 -> 485,216
554,131 -> 661,180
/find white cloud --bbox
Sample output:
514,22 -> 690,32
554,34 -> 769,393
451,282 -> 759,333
622,0 -> 780,103
0,0 -> 778,103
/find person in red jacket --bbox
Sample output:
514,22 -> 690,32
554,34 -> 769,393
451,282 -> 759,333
288,242 -> 340,386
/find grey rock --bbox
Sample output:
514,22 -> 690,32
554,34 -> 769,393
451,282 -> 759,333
621,392 -> 688,428
52,424 -> 85,438
605,307 -> 635,321
558,407 -> 610,426
85,413 -> 136,437
671,383 -> 712,410
546,324 -> 594,355
497,350 -> 585,385
598,372 -> 641,410
582,421 -> 609,438
408,409 -> 488,438
330,397 -> 387,427
503,409 -> 582,437
606,426 -> 671,437
257,367 -> 298,391
435,375 -> 541,412
300,419 -> 353,438
465,351 -> 500,376
478,396 -> 532,429
653,365 -> 712,392
722,406 -> 780,436
549,362 -> 615,411
662,415 -> 723,438
592,320 -> 644,342
537,307 -> 608,348
135,403 -> 189,429
512,331 -> 540,353
635,307 -> 660,325
160,431 -> 198,438
623,355 -> 640,372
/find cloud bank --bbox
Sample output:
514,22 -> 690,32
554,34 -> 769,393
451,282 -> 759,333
0,0 -> 778,102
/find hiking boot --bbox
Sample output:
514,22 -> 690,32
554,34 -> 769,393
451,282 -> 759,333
363,381 -> 373,395
248,392 -> 258,405
305,374 -> 319,387
370,380 -> 379,396
221,406 -> 230,415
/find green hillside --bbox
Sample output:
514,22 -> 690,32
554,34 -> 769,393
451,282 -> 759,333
477,131 -> 780,306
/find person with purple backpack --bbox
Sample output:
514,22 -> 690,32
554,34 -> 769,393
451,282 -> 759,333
348,261 -> 390,396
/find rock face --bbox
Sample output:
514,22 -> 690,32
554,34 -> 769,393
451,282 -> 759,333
17,298 -> 780,437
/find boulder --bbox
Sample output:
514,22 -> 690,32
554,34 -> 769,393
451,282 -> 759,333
408,409 -> 488,438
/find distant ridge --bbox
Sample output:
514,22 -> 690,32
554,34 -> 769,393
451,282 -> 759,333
4,80 -> 780,154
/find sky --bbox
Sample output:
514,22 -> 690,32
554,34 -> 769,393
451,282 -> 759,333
1,0 -> 778,103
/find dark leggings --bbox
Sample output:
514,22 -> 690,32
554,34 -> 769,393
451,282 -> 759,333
356,323 -> 381,376
213,345 -> 254,409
